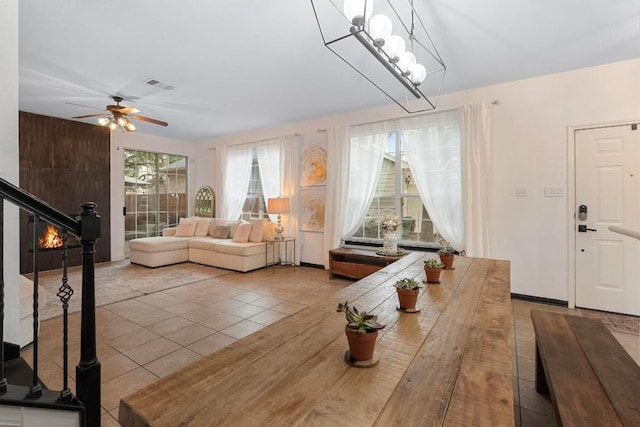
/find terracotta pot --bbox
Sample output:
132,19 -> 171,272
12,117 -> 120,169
396,288 -> 419,310
439,253 -> 455,269
344,326 -> 378,361
425,267 -> 442,283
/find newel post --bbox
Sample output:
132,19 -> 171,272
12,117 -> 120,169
75,202 -> 101,427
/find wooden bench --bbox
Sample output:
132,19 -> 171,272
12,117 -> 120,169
530,310 -> 640,426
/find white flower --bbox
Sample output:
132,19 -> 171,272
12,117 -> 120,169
380,214 -> 398,231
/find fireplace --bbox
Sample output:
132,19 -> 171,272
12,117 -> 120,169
28,219 -> 81,253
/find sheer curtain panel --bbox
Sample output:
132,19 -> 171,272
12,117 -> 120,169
256,137 -> 282,213
342,132 -> 387,237
404,111 -> 464,250
223,143 -> 253,220
323,125 -> 350,268
459,102 -> 493,257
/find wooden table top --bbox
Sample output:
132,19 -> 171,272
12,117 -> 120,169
119,254 -> 513,427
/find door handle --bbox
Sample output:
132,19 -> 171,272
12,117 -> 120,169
578,225 -> 597,232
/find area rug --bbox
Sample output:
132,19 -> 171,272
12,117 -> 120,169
37,262 -> 232,321
579,308 -> 639,336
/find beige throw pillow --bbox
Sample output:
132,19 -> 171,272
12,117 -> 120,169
208,218 -> 219,236
174,221 -> 197,237
262,221 -> 277,240
193,218 -> 211,237
232,223 -> 252,243
228,220 -> 243,238
212,224 -> 230,239
249,218 -> 267,242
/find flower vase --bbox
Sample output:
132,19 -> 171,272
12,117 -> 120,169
383,230 -> 398,254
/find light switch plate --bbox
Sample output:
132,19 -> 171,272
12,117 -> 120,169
545,186 -> 564,197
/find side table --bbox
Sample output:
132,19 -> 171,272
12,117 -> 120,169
265,236 -> 296,273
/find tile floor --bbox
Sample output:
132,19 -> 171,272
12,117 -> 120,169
21,264 -> 639,427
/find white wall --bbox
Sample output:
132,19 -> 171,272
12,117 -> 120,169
195,59 -> 640,301
110,132 -> 196,261
0,0 -> 22,344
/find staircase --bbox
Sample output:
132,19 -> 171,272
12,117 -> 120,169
0,177 -> 101,427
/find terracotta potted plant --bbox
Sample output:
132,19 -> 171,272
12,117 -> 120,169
394,277 -> 422,312
336,301 -> 386,364
424,259 -> 445,283
438,240 -> 455,270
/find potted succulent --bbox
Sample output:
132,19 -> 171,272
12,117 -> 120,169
394,277 -> 422,312
438,240 -> 455,270
424,258 -> 445,283
336,301 -> 386,362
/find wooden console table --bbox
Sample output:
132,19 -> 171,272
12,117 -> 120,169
329,247 -> 404,279
119,254 -> 513,427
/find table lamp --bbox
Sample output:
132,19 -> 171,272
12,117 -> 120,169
268,197 -> 290,240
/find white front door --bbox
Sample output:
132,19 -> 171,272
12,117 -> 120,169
575,124 -> 640,315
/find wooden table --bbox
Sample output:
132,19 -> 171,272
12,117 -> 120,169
119,254 -> 513,427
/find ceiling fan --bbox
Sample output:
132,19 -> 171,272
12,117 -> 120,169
71,96 -> 168,132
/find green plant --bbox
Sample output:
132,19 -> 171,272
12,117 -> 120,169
336,301 -> 386,334
424,259 -> 445,269
394,277 -> 422,291
438,239 -> 453,255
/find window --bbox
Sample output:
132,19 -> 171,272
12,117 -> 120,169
348,131 -> 450,247
240,151 -> 267,220
124,150 -> 188,252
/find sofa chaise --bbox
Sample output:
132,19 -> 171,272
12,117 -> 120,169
129,217 -> 278,272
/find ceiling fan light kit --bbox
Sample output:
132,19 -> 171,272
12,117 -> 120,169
71,95 -> 168,132
310,0 -> 446,113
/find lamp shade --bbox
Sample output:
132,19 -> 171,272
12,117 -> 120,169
268,198 -> 290,215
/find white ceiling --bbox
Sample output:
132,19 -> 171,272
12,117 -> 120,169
18,1 -> 639,142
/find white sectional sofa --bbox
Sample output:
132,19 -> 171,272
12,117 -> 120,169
129,217 -> 278,272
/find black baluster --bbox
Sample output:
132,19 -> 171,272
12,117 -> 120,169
0,198 -> 6,394
57,231 -> 74,402
76,202 -> 101,427
29,216 -> 42,398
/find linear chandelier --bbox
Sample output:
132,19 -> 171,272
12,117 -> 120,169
310,0 -> 446,113
98,113 -> 136,132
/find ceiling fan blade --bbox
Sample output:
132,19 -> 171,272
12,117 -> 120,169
118,106 -> 141,115
65,101 -> 103,110
130,115 -> 168,127
72,113 -> 106,119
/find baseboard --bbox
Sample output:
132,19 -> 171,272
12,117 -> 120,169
299,262 -> 325,270
511,293 -> 568,307
3,341 -> 21,361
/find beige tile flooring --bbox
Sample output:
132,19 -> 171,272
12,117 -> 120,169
21,264 -> 639,427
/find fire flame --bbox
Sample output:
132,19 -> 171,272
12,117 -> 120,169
39,225 -> 64,249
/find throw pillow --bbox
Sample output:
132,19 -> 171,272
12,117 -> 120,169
232,223 -> 252,243
263,221 -> 277,240
249,218 -> 267,242
193,218 -> 211,237
213,224 -> 230,239
174,221 -> 197,237
208,218 -> 220,236
228,220 -> 243,238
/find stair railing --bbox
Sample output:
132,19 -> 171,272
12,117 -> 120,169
0,177 -> 101,427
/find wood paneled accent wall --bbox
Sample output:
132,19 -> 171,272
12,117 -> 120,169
19,112 -> 111,273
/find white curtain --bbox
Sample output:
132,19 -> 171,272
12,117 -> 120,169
459,102 -> 493,257
213,145 -> 226,218
404,112 -> 464,250
342,130 -> 387,237
223,143 -> 253,220
256,137 -> 282,209
324,125 -> 350,268
280,134 -> 299,262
